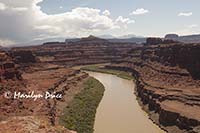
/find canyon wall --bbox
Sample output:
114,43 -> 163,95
106,43 -> 200,133
0,51 -> 21,80
1,37 -> 200,132
150,44 -> 200,79
12,39 -> 140,68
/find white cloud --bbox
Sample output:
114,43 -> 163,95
0,0 -> 129,45
0,39 -> 15,47
178,12 -> 192,17
59,6 -> 63,9
115,16 -> 135,24
11,7 -> 28,11
130,8 -> 149,15
115,16 -> 135,28
174,24 -> 199,35
172,25 -> 200,36
0,2 -> 28,11
0,2 -> 6,10
102,10 -> 110,16
188,24 -> 198,28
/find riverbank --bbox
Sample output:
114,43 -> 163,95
81,66 -> 166,132
60,77 -> 105,133
87,71 -> 164,133
104,65 -> 200,133
81,65 -> 133,80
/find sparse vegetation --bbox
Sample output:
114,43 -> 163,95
81,65 -> 133,80
60,77 -> 105,133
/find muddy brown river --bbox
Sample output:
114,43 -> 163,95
87,71 -> 165,133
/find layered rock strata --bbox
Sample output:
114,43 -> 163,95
106,43 -> 200,133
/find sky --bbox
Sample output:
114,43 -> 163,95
0,0 -> 199,46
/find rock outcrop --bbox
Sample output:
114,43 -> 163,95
79,35 -> 108,43
165,34 -> 179,40
146,37 -> 178,45
0,51 -> 22,80
0,66 -> 88,132
0,45 -> 3,51
106,43 -> 200,133
143,44 -> 200,79
146,37 -> 163,45
11,50 -> 37,64
165,34 -> 200,43
12,36 -> 139,68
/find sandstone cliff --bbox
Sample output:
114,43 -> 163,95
106,43 -> 200,133
0,51 -> 22,80
2,37 -> 200,132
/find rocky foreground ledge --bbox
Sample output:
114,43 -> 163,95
105,43 -> 200,133
0,50 -> 89,132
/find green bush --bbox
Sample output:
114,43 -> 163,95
60,77 -> 105,133
81,65 -> 133,80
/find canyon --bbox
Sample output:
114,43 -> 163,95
106,42 -> 200,133
0,36 -> 200,133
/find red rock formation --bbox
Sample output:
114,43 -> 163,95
146,44 -> 200,79
0,51 -> 22,80
11,50 -> 37,64
146,37 -> 163,45
105,43 -> 200,132
165,34 -> 179,40
146,37 -> 178,45
2,39 -> 200,132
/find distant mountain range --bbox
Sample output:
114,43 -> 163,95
165,34 -> 200,43
98,34 -> 115,39
0,45 -> 10,51
107,37 -> 146,44
100,34 -> 146,43
98,34 -> 143,39
5,33 -> 200,48
65,34 -> 146,44
65,33 -> 200,44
